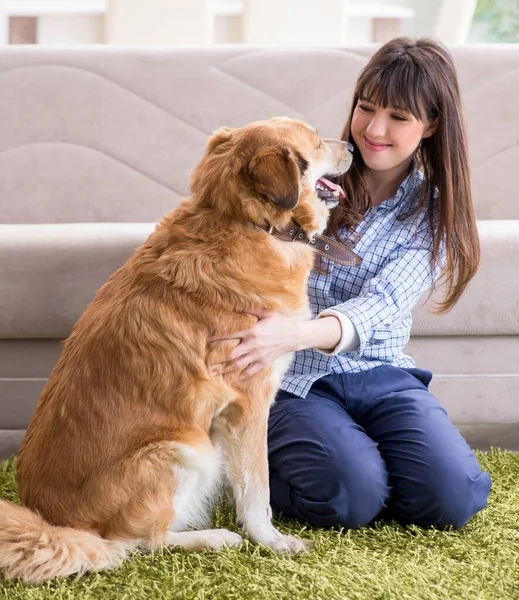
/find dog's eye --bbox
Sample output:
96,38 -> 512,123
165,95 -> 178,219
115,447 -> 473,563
316,141 -> 323,150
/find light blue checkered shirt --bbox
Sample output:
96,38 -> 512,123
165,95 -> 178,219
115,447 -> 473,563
281,163 -> 443,398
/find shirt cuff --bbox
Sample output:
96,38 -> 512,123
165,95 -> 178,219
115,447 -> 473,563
316,309 -> 360,356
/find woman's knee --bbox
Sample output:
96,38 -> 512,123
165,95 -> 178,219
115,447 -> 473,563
394,458 -> 492,530
438,468 -> 491,529
272,453 -> 391,530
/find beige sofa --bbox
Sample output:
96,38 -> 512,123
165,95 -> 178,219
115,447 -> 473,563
0,45 -> 518,458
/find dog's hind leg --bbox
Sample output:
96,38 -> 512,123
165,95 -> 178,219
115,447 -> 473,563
165,434 -> 243,550
101,432 -> 243,552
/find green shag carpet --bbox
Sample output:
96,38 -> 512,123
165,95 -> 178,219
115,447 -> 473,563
0,449 -> 517,600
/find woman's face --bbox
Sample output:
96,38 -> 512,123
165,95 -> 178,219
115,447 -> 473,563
350,98 -> 436,173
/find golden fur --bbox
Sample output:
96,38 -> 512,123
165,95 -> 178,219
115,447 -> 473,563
0,117 -> 352,584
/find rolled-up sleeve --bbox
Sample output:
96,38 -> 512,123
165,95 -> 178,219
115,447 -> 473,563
324,239 -> 443,359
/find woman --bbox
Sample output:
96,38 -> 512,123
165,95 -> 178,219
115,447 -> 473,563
212,37 -> 491,530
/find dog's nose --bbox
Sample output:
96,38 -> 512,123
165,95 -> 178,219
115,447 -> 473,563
335,140 -> 354,153
325,139 -> 354,153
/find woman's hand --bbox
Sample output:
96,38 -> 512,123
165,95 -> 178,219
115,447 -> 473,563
210,308 -> 305,381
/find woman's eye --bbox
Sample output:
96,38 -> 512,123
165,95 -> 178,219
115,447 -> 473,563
358,104 -> 373,112
392,114 -> 407,121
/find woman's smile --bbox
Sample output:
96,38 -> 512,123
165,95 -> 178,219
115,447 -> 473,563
364,136 -> 392,152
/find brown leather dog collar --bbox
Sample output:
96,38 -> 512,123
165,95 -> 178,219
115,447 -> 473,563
255,220 -> 362,266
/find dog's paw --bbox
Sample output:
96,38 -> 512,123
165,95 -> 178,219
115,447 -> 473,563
166,528 -> 244,551
266,533 -> 311,554
247,526 -> 311,555
203,529 -> 244,550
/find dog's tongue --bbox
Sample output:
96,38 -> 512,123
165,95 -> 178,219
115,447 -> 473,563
318,177 -> 345,199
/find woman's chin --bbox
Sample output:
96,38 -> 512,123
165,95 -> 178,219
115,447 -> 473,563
362,155 -> 397,172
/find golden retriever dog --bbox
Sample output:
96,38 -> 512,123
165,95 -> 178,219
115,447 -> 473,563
0,117 -> 352,584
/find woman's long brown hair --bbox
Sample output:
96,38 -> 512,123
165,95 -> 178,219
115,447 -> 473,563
330,37 -> 480,313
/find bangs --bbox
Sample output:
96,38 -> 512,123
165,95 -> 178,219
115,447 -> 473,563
358,58 -> 430,121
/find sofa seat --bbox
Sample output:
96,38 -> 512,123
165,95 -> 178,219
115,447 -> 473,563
0,222 -> 154,338
0,220 -> 518,338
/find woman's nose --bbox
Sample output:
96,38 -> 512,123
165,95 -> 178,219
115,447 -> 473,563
366,114 -> 387,137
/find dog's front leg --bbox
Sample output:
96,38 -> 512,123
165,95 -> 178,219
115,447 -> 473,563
215,399 -> 309,554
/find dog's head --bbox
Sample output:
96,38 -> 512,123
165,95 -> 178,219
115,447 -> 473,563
190,117 -> 353,238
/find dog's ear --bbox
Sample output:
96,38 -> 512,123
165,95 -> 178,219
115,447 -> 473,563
248,147 -> 301,210
206,126 -> 234,154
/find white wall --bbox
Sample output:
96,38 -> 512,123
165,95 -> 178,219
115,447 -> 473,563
38,15 -> 104,44
104,0 -> 213,45
402,0 -> 442,37
357,0 -> 442,39
3,0 -> 477,46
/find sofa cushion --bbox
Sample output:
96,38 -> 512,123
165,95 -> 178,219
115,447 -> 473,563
412,220 -> 519,336
0,223 -> 154,338
0,220 -> 517,339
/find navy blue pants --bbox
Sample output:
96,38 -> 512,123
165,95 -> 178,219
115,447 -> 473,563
267,366 -> 492,530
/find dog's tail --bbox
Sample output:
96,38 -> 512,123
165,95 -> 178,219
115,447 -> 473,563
0,499 -> 133,585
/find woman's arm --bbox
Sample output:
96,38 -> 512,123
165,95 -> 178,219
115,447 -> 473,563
210,311 -> 348,380
328,242 -> 443,360
298,315 -> 343,352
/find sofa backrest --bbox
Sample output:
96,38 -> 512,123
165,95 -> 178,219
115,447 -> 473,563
0,45 -> 517,224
